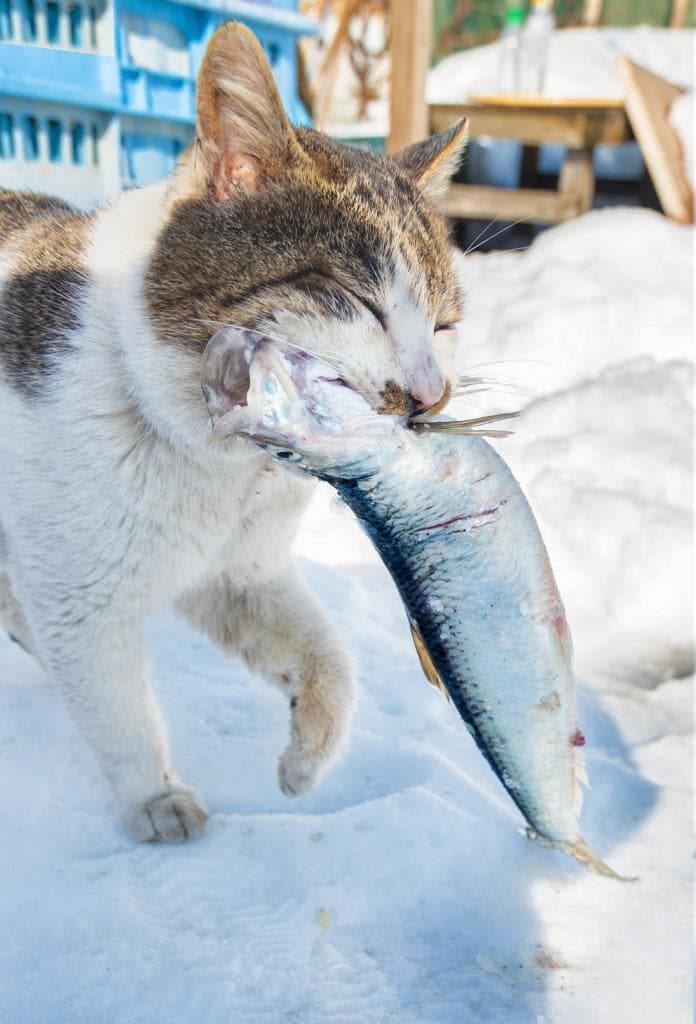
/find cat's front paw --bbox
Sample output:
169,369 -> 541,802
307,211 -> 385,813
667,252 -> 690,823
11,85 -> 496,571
278,680 -> 353,796
278,746 -> 323,796
124,785 -> 209,843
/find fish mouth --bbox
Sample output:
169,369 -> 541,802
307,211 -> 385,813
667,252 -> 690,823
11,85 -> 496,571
201,326 -> 343,426
201,325 -> 375,456
200,326 -> 255,425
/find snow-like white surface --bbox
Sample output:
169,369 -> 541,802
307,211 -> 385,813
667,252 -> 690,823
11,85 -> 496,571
427,26 -> 694,102
2,207 -> 692,1022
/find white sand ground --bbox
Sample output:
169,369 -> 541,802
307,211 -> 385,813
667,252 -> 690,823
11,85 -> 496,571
1,207 -> 692,1023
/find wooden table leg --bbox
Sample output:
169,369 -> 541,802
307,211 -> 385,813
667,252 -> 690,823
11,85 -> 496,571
520,144 -> 539,189
389,0 -> 433,151
558,146 -> 595,215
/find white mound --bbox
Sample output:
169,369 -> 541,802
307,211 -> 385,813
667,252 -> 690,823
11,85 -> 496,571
427,26 -> 694,101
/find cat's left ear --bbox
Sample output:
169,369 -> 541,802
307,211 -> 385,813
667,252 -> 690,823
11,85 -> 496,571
180,21 -> 304,201
393,119 -> 468,203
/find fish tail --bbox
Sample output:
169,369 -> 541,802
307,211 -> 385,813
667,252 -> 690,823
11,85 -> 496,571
566,837 -> 638,882
526,829 -> 637,882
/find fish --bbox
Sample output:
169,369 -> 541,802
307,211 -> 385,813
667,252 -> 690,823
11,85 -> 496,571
202,326 -> 631,881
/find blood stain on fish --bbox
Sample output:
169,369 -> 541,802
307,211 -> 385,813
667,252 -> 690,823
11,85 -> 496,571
415,501 -> 505,533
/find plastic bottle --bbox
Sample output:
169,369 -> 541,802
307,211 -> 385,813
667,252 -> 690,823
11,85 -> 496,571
497,5 -> 525,95
521,0 -> 556,95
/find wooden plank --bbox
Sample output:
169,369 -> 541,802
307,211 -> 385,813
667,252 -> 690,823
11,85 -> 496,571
558,147 -> 594,214
470,95 -> 624,110
388,0 -> 432,152
582,0 -> 604,26
311,0 -> 362,124
617,56 -> 693,224
670,0 -> 688,28
430,103 -> 629,147
584,108 -> 632,146
431,103 -> 590,146
443,183 -> 584,224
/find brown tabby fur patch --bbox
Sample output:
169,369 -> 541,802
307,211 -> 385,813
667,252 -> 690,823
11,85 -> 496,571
145,129 -> 461,353
0,191 -> 92,397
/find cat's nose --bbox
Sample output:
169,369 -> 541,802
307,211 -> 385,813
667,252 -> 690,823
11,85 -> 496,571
406,351 -> 448,415
409,376 -> 446,415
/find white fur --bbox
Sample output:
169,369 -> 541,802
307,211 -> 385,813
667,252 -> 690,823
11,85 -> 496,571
384,260 -> 448,409
0,183 -> 358,841
0,180 -> 452,842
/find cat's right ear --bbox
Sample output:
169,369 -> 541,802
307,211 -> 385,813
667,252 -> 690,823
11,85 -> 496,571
176,21 -> 303,201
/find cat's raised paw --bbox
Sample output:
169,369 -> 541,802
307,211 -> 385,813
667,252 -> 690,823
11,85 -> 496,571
278,748 -> 323,797
125,786 -> 209,843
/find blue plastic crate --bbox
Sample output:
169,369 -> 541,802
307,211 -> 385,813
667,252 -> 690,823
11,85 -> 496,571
0,0 -> 316,197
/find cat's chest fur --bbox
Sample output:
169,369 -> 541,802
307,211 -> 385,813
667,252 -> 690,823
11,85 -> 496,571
0,395 -> 312,617
0,184 -> 313,619
126,445 -> 312,605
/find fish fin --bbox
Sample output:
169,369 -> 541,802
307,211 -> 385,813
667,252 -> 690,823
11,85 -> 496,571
573,774 -> 584,816
410,411 -> 520,439
526,829 -> 637,882
566,837 -> 638,882
409,619 -> 450,703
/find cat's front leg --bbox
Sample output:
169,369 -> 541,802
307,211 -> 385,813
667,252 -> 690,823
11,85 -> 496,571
27,607 -> 208,841
178,569 -> 355,796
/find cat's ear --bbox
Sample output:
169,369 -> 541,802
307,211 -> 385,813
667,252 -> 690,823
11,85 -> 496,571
184,21 -> 302,200
393,119 -> 468,203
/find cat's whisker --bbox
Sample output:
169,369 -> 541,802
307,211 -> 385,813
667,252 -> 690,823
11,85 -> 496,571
456,371 -> 543,401
463,358 -> 556,370
463,216 -> 503,256
490,243 -> 534,256
463,216 -> 531,255
451,387 -> 493,400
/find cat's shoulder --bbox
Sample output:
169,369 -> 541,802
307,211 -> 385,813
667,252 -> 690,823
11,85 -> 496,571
0,190 -> 95,397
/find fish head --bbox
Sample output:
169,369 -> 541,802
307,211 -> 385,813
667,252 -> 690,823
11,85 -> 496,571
201,326 -> 404,479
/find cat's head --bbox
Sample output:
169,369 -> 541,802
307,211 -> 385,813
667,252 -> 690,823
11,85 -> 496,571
145,22 -> 467,422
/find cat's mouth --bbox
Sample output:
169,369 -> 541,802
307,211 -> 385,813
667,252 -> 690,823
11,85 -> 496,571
201,326 -> 450,432
201,327 -> 515,450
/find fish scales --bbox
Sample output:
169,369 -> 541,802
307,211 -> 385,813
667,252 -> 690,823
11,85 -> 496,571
202,326 -> 630,880
332,434 -> 579,847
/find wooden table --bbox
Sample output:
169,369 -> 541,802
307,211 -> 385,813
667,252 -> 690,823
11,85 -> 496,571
429,96 -> 634,224
388,1 -> 691,226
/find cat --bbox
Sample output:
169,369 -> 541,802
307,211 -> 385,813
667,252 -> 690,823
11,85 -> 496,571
0,22 -> 467,842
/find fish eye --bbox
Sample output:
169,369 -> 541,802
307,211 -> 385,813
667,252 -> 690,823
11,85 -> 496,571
267,446 -> 302,463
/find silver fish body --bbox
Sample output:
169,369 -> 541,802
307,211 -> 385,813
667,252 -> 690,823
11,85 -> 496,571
203,327 -> 628,879
330,433 -> 583,847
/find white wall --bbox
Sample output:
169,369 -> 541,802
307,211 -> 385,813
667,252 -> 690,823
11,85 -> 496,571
2,0 -> 113,55
0,97 -> 117,208
120,13 -> 189,76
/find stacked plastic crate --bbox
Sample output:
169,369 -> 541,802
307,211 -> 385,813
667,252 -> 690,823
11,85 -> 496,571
0,0 -> 315,206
